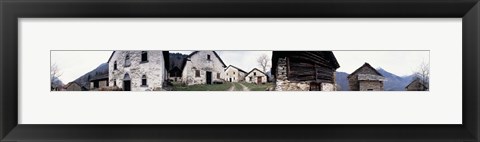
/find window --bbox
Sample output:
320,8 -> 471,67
254,72 -> 256,76
141,51 -> 148,62
207,55 -> 211,60
125,54 -> 131,67
114,61 -> 118,70
141,75 -> 147,86
233,72 -> 235,75
113,80 -> 116,87
226,73 -> 228,75
195,70 -> 200,77
217,73 -> 220,79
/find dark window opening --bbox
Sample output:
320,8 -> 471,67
141,51 -> 148,62
125,54 -> 131,67
233,72 -> 235,75
207,55 -> 211,60
195,70 -> 200,77
254,72 -> 256,76
93,81 -> 99,88
141,75 -> 147,86
217,73 -> 220,79
114,61 -> 118,70
113,80 -> 116,87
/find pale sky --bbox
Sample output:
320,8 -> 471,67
51,51 -> 428,83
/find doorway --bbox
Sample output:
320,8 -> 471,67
257,76 -> 262,84
123,73 -> 131,91
206,71 -> 212,84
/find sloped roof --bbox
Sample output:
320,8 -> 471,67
89,73 -> 109,81
246,68 -> 268,76
180,51 -> 227,71
225,65 -> 247,73
347,62 -> 384,78
271,51 -> 340,75
405,78 -> 428,89
107,51 -> 170,69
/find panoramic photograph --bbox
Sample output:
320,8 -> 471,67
51,50 -> 429,91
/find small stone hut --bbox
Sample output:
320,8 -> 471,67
224,65 -> 247,82
108,51 -> 169,91
347,63 -> 385,91
181,51 -> 227,85
245,68 -> 268,84
271,51 -> 340,91
405,78 -> 428,91
65,82 -> 86,91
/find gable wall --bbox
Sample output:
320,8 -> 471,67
109,51 -> 166,91
181,51 -> 225,85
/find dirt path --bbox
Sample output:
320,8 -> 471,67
238,83 -> 250,91
227,83 -> 235,91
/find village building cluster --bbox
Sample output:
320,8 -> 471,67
60,50 -> 428,91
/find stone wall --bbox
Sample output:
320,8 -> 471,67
359,80 -> 384,91
274,57 -> 336,91
109,51 -> 166,91
181,51 -> 225,85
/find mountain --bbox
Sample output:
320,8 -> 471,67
377,68 -> 415,91
335,68 -> 416,91
335,72 -> 349,91
169,53 -> 187,70
72,63 -> 109,90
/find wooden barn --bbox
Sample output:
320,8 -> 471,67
347,62 -> 385,91
168,66 -> 183,82
181,51 -> 227,85
405,78 -> 429,91
245,68 -> 268,84
271,51 -> 340,91
89,73 -> 109,90
224,65 -> 247,82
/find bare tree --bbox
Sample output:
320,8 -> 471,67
414,61 -> 430,89
51,63 -> 63,90
257,54 -> 270,72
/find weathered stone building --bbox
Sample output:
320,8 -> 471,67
108,51 -> 169,91
168,66 -> 183,82
181,51 -> 227,85
89,74 -> 109,90
271,51 -> 340,91
245,68 -> 268,84
224,65 -> 247,82
405,78 -> 428,91
348,63 -> 385,91
65,82 -> 85,91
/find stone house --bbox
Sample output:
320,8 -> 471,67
108,51 -> 169,91
245,68 -> 268,84
405,78 -> 428,91
224,65 -> 247,82
89,73 -> 109,90
65,82 -> 85,91
271,51 -> 340,91
347,63 -> 385,91
181,51 -> 227,85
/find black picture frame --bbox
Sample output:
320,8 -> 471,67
1,0 -> 479,141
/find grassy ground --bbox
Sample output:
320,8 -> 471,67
233,83 -> 244,91
172,82 -> 233,91
241,82 -> 274,91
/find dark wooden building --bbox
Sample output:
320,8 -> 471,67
271,51 -> 340,91
347,62 -> 385,91
405,78 -> 428,91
